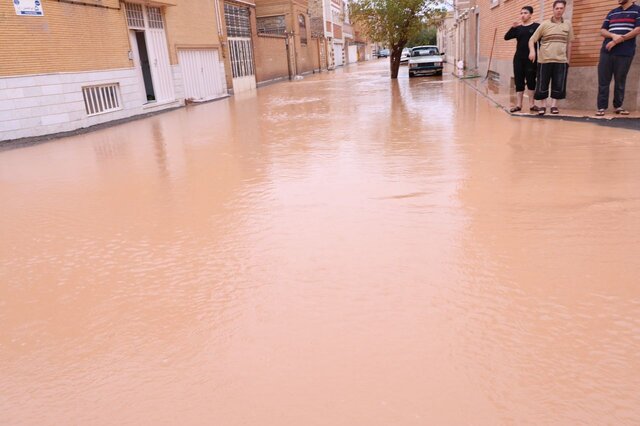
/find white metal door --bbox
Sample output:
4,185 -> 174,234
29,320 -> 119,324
224,3 -> 256,93
129,30 -> 147,103
333,43 -> 343,67
124,3 -> 175,103
178,49 -> 227,101
228,38 -> 256,93
146,28 -> 175,102
348,45 -> 357,64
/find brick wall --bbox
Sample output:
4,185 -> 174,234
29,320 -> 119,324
476,0 -> 616,67
477,0 -> 555,62
164,0 -> 223,65
333,24 -> 343,39
0,0 -> 131,76
571,0 -> 613,66
254,34 -> 290,82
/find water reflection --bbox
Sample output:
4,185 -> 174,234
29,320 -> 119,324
1,60 -> 639,425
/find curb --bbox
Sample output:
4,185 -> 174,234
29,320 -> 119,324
460,78 -> 640,131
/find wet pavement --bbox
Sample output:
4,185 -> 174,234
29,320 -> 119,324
1,60 -> 640,425
462,73 -> 640,123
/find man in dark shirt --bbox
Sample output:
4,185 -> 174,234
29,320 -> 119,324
505,6 -> 540,113
596,0 -> 640,116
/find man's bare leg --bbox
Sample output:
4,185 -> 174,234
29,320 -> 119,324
516,91 -> 524,109
526,89 -> 536,109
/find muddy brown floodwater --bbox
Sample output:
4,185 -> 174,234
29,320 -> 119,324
1,61 -> 640,425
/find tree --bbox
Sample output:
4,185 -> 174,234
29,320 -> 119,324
407,26 -> 438,47
350,0 -> 445,78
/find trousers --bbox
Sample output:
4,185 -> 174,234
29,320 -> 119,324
534,62 -> 568,100
597,51 -> 634,110
513,56 -> 537,92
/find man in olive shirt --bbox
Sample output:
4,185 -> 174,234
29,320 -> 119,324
528,0 -> 574,115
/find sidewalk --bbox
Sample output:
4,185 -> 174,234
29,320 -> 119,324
457,71 -> 640,126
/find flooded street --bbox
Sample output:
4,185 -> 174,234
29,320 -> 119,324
1,60 -> 639,425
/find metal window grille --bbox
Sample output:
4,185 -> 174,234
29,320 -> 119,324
228,39 -> 254,78
82,84 -> 122,116
224,4 -> 251,38
257,15 -> 286,35
147,7 -> 164,29
125,3 -> 145,28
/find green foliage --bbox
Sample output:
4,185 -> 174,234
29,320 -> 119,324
349,0 -> 446,77
408,26 -> 438,47
350,0 -> 445,47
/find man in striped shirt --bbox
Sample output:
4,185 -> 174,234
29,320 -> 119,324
596,0 -> 640,116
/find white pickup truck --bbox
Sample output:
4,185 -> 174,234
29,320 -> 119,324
408,45 -> 444,77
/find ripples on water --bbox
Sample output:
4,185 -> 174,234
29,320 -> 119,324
1,61 -> 639,425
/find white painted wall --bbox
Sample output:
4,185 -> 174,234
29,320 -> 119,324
0,67 -> 184,142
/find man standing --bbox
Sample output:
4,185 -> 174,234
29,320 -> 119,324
528,0 -> 574,115
596,0 -> 640,116
505,6 -> 540,113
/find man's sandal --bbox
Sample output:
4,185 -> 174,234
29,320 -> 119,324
615,108 -> 629,115
530,105 -> 540,112
538,107 -> 546,116
595,109 -> 605,117
509,106 -> 522,113
550,107 -> 559,114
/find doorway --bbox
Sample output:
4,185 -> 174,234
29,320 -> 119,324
125,2 -> 175,104
135,31 -> 155,102
224,3 -> 257,93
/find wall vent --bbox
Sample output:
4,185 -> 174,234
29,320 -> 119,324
82,84 -> 122,116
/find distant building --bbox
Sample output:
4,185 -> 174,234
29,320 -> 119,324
437,12 -> 456,66
255,0 -> 321,78
439,0 -> 640,109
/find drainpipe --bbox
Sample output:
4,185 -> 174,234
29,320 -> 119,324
317,37 -> 322,72
285,33 -> 293,80
540,0 -> 544,20
213,0 -> 224,36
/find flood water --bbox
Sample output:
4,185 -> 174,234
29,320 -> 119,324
1,61 -> 639,425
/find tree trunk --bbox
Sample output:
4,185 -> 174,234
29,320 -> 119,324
389,45 -> 403,79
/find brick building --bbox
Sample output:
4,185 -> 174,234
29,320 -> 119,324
441,0 -> 640,110
255,0 -> 320,77
0,0 -> 236,142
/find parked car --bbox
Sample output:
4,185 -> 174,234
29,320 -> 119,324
400,48 -> 411,64
408,45 -> 443,77
377,49 -> 390,58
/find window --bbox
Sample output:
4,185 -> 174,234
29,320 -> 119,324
125,3 -> 144,29
83,84 -> 122,116
147,7 -> 164,29
412,47 -> 439,57
257,15 -> 286,35
298,14 -> 307,45
124,3 -> 164,29
224,4 -> 251,38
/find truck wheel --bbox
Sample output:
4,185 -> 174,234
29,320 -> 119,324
409,72 -> 415,78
